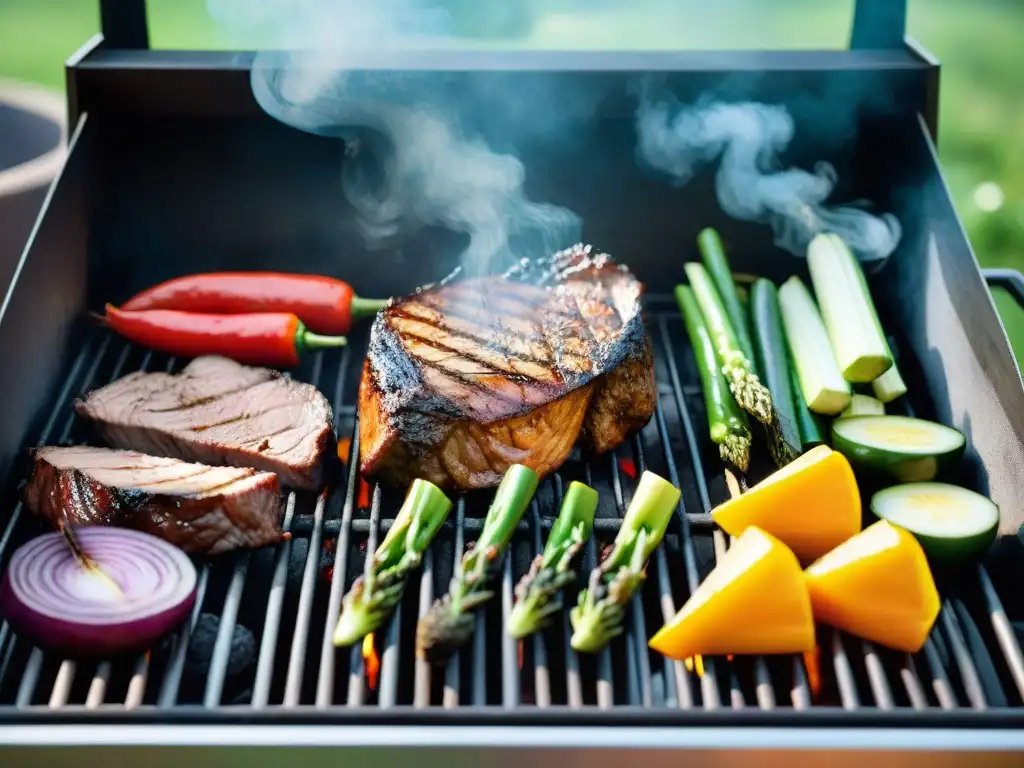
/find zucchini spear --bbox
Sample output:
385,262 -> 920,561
675,284 -> 752,471
749,278 -> 802,463
507,482 -> 599,639
333,479 -> 453,647
698,228 -> 756,365
416,464 -> 539,665
570,472 -> 680,653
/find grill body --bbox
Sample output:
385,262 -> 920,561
0,16 -> 1023,765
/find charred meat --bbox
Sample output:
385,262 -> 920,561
24,446 -> 284,555
75,356 -> 333,490
359,244 -> 656,490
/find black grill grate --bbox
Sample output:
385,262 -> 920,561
0,296 -> 1022,714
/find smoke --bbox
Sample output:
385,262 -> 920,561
206,0 -> 583,275
635,96 -> 902,262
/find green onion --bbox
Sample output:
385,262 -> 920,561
807,233 -> 893,383
675,284 -> 752,471
685,262 -> 775,426
333,479 -> 453,646
750,278 -> 802,465
789,364 -> 827,450
778,275 -> 852,415
698,228 -> 756,366
570,472 -> 679,654
416,464 -> 539,665
507,482 -> 598,639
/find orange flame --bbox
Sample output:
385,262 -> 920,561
357,478 -> 371,509
362,633 -> 380,691
337,437 -> 352,465
804,646 -> 822,700
518,639 -> 525,671
683,655 -> 706,677
617,457 -> 637,480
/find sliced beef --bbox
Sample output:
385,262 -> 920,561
24,446 -> 284,555
75,356 -> 333,490
359,244 -> 656,490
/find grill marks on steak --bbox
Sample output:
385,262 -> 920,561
24,446 -> 284,555
359,244 -> 656,490
75,356 -> 333,490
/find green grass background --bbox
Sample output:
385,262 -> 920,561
1,0 -> 1021,363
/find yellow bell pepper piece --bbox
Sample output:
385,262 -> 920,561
711,445 -> 861,563
649,526 -> 815,660
804,519 -> 939,653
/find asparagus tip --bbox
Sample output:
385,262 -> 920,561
720,433 -> 752,473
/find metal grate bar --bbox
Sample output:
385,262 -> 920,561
378,496 -> 404,708
156,566 -> 210,706
442,500 -> 465,708
978,566 -> 1024,700
283,492 -> 328,706
632,436 -> 688,709
951,599 -> 1007,707
251,494 -> 298,708
528,501 -> 552,708
608,453 -> 654,707
900,654 -> 929,710
203,551 -> 251,707
862,643 -> 895,710
551,476 -> 584,709
413,548 -> 435,707
832,631 -> 861,709
940,601 -> 988,709
922,636 -> 957,709
315,358 -> 358,707
500,555 -> 518,708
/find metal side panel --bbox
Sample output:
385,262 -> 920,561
0,114 -> 90,489
1,724 -> 1023,766
880,115 -> 1024,535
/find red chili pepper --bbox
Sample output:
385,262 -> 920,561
102,304 -> 346,367
121,272 -> 388,335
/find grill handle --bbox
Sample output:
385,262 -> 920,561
98,0 -> 907,52
984,268 -> 1024,310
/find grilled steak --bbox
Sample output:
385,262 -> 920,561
24,446 -> 284,554
359,244 -> 656,490
76,356 -> 333,490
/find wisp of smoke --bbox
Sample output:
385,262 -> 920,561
635,97 -> 902,263
207,0 -> 581,275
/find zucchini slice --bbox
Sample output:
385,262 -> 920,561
871,483 -> 999,562
831,415 -> 966,482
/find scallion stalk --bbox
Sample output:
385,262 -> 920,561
570,472 -> 680,653
416,464 -> 539,665
698,228 -> 756,366
333,480 -> 453,646
872,341 -> 908,402
507,482 -> 598,639
675,284 -> 752,471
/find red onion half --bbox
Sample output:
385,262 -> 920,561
1,528 -> 198,657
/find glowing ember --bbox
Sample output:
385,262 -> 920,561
362,633 -> 380,691
617,457 -> 637,480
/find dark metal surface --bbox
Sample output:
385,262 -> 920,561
0,298 -> 1022,726
850,0 -> 908,50
985,268 -> 1024,310
99,0 -> 148,50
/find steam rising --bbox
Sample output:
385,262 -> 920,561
208,0 -> 581,274
636,98 -> 902,262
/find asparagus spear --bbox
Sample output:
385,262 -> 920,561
675,284 -> 752,471
686,262 -> 798,466
570,471 -> 680,653
507,482 -> 599,640
416,464 -> 539,665
333,479 -> 453,646
698,228 -> 756,366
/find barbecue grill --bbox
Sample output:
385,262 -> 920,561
1,1 -> 1023,764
